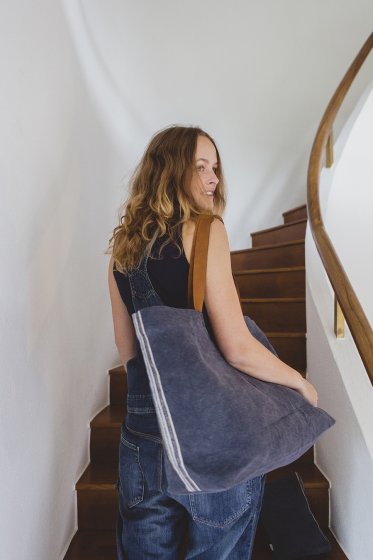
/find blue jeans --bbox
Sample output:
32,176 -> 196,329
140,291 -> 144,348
115,417 -> 265,559
115,256 -> 266,558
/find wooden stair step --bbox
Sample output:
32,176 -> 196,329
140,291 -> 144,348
109,365 -> 125,374
90,405 -> 125,465
241,298 -> 306,332
76,464 -> 118,531
77,463 -> 118,490
64,526 -> 347,560
292,446 -> 313,464
64,529 -> 117,560
110,370 -> 127,410
234,267 -> 305,298
251,219 -> 307,247
267,332 -> 306,371
109,365 -> 127,406
75,460 -> 329,531
77,489 -> 118,531
267,462 -> 328,488
231,240 -> 305,271
91,404 -> 124,428
282,204 -> 308,224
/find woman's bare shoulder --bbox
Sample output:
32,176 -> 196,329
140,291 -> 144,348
209,216 -> 229,252
181,216 -> 224,264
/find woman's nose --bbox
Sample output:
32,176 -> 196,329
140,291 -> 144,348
208,170 -> 219,185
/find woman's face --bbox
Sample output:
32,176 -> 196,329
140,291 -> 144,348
188,135 -> 219,212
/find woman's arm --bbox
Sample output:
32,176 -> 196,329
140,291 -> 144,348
204,219 -> 318,406
108,256 -> 137,368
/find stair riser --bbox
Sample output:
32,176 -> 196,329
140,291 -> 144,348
63,529 -> 117,559
77,490 -> 118,531
252,221 -> 307,247
241,301 -> 306,332
291,447 -> 314,465
91,428 -> 121,465
235,270 -> 305,298
77,486 -> 329,531
268,336 -> 306,371
306,488 -> 329,529
231,243 -> 305,271
110,373 -> 127,407
283,206 -> 307,224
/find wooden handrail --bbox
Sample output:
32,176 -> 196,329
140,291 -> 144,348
307,32 -> 373,385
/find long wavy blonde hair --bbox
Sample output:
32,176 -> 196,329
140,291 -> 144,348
107,124 -> 227,272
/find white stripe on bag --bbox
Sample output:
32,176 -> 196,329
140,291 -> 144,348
133,311 -> 201,492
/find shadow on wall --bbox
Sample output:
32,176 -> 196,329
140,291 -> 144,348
63,0 -> 148,156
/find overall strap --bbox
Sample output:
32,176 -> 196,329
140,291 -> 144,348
128,214 -> 224,313
127,253 -> 163,312
187,214 -> 224,312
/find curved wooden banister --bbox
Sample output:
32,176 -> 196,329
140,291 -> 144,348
307,32 -> 373,385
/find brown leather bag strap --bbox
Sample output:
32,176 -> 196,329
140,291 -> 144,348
187,214 -> 224,312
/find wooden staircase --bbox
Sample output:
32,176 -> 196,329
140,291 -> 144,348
64,205 -> 347,559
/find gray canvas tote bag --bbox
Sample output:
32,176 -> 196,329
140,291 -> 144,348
132,213 -> 335,494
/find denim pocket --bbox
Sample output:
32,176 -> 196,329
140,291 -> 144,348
118,432 -> 145,508
188,477 -> 260,528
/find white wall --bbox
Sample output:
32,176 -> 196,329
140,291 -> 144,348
64,0 -> 373,248
2,1 -> 373,559
307,291 -> 373,560
306,84 -> 373,559
327,87 -> 373,323
0,2 -> 124,559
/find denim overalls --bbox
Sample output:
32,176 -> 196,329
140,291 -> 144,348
115,251 -> 266,560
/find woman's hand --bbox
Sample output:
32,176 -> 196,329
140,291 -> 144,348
295,377 -> 318,407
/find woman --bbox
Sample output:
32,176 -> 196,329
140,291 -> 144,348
108,125 -> 318,559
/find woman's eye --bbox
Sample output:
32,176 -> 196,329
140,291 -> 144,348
196,165 -> 218,173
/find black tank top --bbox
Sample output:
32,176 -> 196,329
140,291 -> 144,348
113,226 -> 190,315
113,225 -> 213,334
